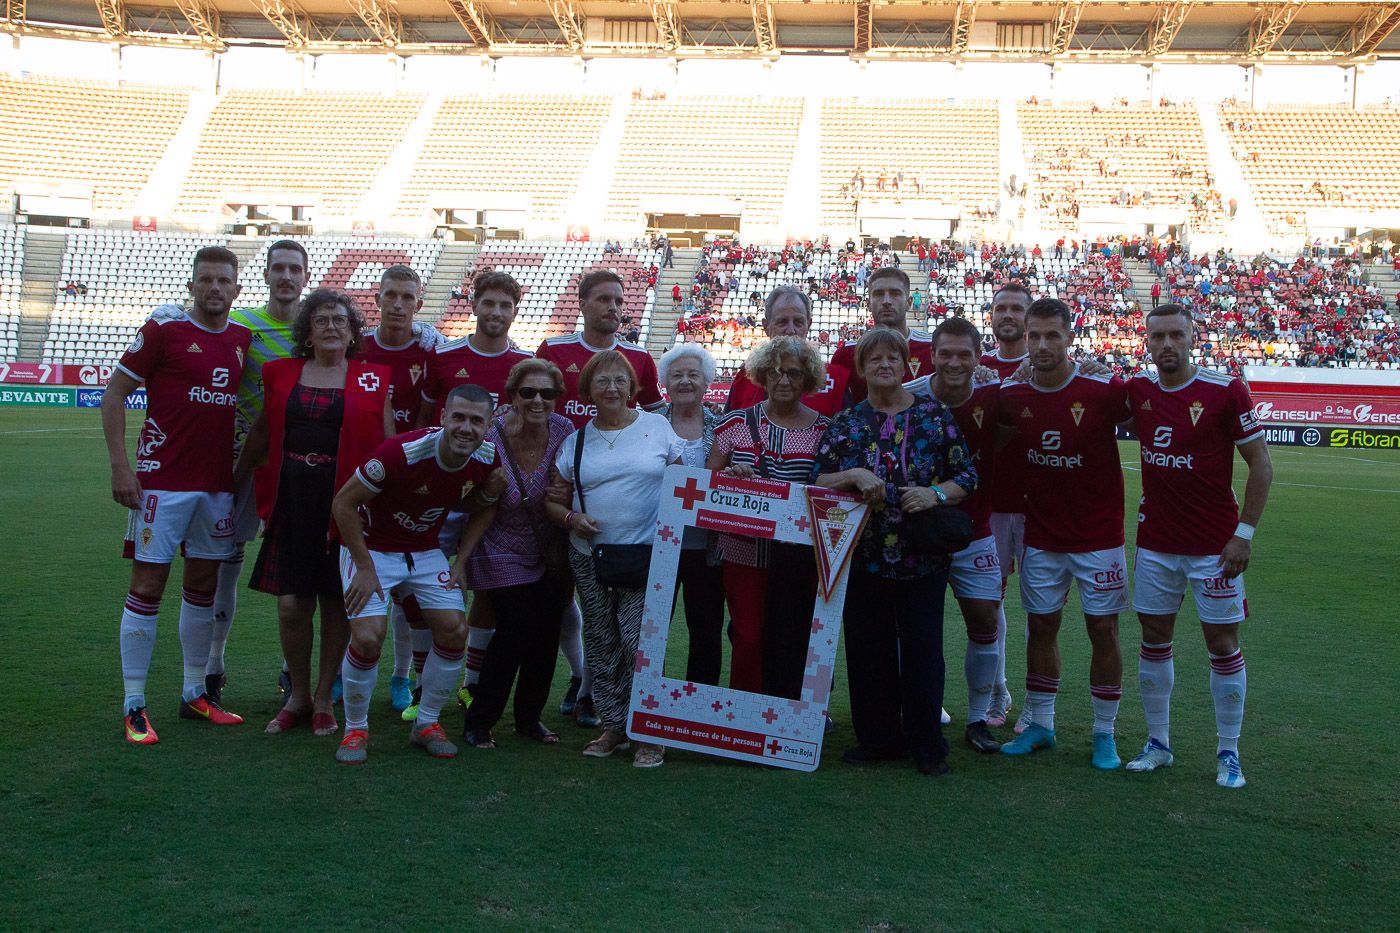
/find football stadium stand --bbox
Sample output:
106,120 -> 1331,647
0,223 -> 22,361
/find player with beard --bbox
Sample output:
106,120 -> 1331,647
906,316 -> 1004,752
215,240 -> 310,705
996,298 -> 1132,770
103,246 -> 253,743
830,267 -> 934,402
536,269 -> 663,431
1125,305 -> 1271,789
980,281 -> 1031,729
357,264 -> 443,713
724,285 -> 851,417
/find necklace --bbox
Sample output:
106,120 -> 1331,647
594,424 -> 625,450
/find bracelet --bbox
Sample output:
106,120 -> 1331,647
931,485 -> 948,505
478,493 -> 499,505
1233,522 -> 1256,541
565,510 -> 575,529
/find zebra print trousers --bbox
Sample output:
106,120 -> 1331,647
568,548 -> 647,732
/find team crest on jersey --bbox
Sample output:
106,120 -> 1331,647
1021,407 -> 1032,418
128,332 -> 145,354
971,406 -> 984,429
187,342 -> 202,354
409,364 -> 423,385
414,485 -> 429,495
1070,401 -> 1085,426
566,363 -> 580,373
1189,401 -> 1204,426
455,368 -> 469,379
461,480 -> 476,498
363,459 -> 386,483
908,359 -> 922,376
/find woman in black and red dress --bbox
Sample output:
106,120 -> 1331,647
234,289 -> 391,737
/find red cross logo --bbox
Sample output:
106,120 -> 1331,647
683,683 -> 697,696
794,515 -> 810,532
711,700 -> 723,712
811,618 -> 824,633
761,708 -> 778,725
674,476 -> 706,510
358,372 -> 381,392
633,652 -> 651,673
658,525 -> 677,544
766,739 -> 782,755
670,689 -> 682,700
642,694 -> 659,710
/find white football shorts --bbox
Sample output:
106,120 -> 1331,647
1132,547 -> 1247,624
125,490 -> 236,563
339,547 -> 466,620
949,535 -> 1003,601
1020,545 -> 1129,616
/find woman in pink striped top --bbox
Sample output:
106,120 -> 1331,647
460,358 -> 576,748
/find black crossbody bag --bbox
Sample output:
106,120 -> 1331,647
574,424 -> 652,589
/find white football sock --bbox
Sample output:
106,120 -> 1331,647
1025,673 -> 1059,730
178,588 -> 215,702
993,600 -> 1009,688
206,553 -> 242,677
1090,684 -> 1122,735
464,626 -> 495,688
416,642 -> 465,728
120,591 -> 160,712
341,644 -> 380,732
965,633 -> 999,724
1138,642 -> 1174,746
1209,649 -> 1247,755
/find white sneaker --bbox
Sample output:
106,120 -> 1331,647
940,707 -> 952,725
1216,750 -> 1246,789
1013,704 -> 1034,735
1126,738 -> 1174,772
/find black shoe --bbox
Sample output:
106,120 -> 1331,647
841,745 -> 906,764
277,668 -> 292,699
574,695 -> 601,728
205,672 -> 226,706
916,757 -> 951,776
965,720 -> 1002,754
559,677 -> 582,716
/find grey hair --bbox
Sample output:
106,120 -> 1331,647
763,285 -> 812,321
659,342 -> 716,386
745,335 -> 826,396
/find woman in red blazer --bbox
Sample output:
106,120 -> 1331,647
234,289 -> 391,736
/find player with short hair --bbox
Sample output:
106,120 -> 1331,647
724,285 -> 852,416
1125,304 -> 1272,788
215,239 -> 310,704
830,267 -> 934,401
906,316 -> 1005,753
331,384 -> 504,764
102,246 -> 253,744
980,280 -> 1033,728
357,264 -> 444,712
996,297 -> 1132,769
536,268 -> 663,431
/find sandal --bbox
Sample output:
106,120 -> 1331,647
311,710 -> 339,736
582,729 -> 631,758
265,705 -> 311,735
515,722 -> 560,744
463,728 -> 496,749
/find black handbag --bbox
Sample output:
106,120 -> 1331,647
860,405 -> 973,556
574,423 -> 652,589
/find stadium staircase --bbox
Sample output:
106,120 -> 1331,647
228,236 -> 264,281
16,230 -> 64,362
1368,263 -> 1400,310
1123,258 -> 1158,310
131,90 -> 217,221
568,96 -> 629,231
646,247 -> 701,358
420,240 -> 479,330
1196,100 -> 1267,253
355,92 -> 444,227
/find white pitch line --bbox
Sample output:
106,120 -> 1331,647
0,427 -> 102,436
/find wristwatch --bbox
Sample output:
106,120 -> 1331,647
932,485 -> 948,505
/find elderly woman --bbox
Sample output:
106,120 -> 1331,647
657,343 -> 725,685
460,358 -> 575,748
706,335 -> 831,698
814,328 -> 977,776
549,350 -> 683,768
234,289 -> 392,737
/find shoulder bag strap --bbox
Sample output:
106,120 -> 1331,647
572,424 -> 587,515
743,405 -> 768,478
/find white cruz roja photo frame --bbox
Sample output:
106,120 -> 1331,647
626,465 -> 871,772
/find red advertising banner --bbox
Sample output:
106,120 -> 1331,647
0,362 -> 64,384
565,225 -> 590,243
131,216 -> 157,232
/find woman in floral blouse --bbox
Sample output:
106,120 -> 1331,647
813,327 -> 977,776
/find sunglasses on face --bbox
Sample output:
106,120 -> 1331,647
516,387 -> 561,401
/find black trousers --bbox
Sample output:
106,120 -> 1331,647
763,542 -> 818,700
464,574 -> 570,734
843,564 -> 950,767
675,548 -> 725,686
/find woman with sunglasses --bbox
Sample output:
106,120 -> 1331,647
459,358 -> 575,748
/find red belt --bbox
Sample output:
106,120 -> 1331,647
287,451 -> 336,466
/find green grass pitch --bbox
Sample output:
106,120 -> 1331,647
1,408 -> 1397,930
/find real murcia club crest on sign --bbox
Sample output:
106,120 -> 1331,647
629,466 -> 869,772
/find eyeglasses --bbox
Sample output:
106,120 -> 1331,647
771,367 -> 806,383
591,376 -> 631,389
516,386 -> 561,401
311,315 -> 350,330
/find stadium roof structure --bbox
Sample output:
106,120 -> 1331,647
4,0 -> 1399,63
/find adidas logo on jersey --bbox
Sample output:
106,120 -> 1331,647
1140,400 -> 1152,410
1021,407 -> 1032,418
414,485 -> 430,494
455,368 -> 469,378
567,363 -> 580,373
188,342 -> 202,353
